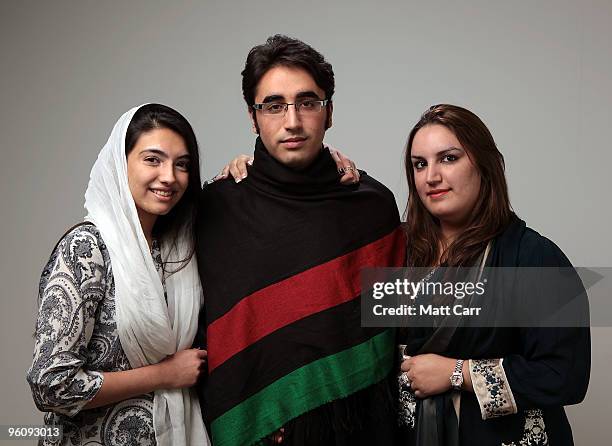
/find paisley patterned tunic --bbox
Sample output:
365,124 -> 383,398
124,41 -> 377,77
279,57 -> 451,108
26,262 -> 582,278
27,223 -> 164,446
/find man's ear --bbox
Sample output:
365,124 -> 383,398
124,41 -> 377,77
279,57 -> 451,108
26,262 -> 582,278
248,108 -> 259,134
325,101 -> 333,130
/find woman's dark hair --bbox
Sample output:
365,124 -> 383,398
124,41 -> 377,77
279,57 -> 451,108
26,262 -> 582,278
404,104 -> 513,267
241,34 -> 335,108
125,103 -> 201,272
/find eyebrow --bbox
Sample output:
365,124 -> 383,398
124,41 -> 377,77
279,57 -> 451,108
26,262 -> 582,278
261,90 -> 322,103
140,148 -> 190,159
411,147 -> 463,159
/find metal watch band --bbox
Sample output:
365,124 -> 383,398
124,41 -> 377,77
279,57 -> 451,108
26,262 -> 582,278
455,359 -> 464,375
450,359 -> 464,390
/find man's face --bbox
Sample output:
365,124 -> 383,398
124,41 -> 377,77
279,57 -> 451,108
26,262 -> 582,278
250,65 -> 332,169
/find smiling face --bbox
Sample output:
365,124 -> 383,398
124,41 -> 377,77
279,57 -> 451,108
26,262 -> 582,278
410,124 -> 481,234
126,127 -> 190,231
250,65 -> 332,169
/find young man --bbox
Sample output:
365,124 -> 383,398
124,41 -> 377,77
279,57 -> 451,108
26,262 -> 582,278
195,35 -> 405,446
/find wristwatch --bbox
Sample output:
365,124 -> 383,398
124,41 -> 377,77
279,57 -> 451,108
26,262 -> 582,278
450,359 -> 464,391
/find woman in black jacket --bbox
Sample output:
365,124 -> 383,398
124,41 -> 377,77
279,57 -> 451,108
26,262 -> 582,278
398,104 -> 590,446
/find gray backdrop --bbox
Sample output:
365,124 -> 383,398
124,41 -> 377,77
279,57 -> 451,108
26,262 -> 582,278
1,0 -> 611,444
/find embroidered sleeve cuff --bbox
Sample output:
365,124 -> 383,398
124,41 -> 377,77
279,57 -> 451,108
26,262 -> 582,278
469,358 -> 517,420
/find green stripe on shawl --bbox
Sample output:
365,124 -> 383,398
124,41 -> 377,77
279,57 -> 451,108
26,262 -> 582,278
210,329 -> 395,446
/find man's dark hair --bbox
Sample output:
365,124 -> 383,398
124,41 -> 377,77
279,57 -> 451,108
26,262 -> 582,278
241,35 -> 335,108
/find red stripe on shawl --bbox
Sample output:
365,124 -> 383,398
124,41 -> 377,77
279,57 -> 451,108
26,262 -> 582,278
207,227 -> 405,372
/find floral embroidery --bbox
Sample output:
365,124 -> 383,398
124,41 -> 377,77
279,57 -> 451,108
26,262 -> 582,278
501,409 -> 549,446
398,372 -> 416,428
470,358 -> 517,419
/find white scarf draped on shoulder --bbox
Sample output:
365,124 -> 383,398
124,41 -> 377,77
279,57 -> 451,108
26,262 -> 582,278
84,105 -> 210,446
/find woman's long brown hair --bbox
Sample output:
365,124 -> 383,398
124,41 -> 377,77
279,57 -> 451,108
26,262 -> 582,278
404,104 -> 513,267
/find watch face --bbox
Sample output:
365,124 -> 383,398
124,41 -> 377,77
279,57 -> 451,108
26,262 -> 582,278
451,374 -> 463,387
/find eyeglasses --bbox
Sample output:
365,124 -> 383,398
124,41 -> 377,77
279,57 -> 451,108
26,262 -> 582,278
252,99 -> 329,116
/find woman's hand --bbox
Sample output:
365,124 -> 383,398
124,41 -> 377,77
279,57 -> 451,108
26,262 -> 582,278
214,155 -> 253,183
214,147 -> 360,185
85,348 -> 208,409
328,146 -> 360,184
156,348 -> 208,389
400,353 -> 456,398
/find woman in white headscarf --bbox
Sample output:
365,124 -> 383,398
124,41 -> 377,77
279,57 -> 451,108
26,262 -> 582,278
27,104 -> 211,446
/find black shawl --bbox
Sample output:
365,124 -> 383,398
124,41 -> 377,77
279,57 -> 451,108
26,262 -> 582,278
195,138 -> 406,446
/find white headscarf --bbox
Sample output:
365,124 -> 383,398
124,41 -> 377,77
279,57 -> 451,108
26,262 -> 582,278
84,105 -> 210,446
